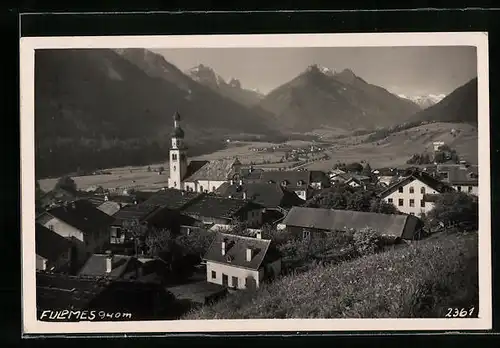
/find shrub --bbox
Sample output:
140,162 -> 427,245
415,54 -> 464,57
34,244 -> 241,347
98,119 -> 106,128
427,192 -> 478,231
55,175 -> 77,193
353,227 -> 381,256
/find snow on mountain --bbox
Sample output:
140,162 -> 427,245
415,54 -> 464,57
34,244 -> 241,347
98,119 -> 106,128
398,94 -> 446,109
307,64 -> 336,77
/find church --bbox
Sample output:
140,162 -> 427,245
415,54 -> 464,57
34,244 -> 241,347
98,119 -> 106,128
167,112 -> 242,193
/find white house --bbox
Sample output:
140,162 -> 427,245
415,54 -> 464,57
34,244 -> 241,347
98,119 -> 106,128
437,164 -> 479,196
203,232 -> 281,290
36,200 -> 114,264
378,171 -> 454,217
35,223 -> 73,272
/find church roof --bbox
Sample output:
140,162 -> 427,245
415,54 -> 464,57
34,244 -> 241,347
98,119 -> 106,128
173,112 -> 181,121
184,159 -> 239,182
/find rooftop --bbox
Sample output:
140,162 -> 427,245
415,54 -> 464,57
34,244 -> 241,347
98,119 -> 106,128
111,204 -> 161,226
204,232 -> 272,271
166,281 -> 227,305
78,254 -> 137,279
215,182 -> 303,208
379,170 -> 454,198
141,188 -> 202,210
282,206 -> 423,239
184,158 -> 240,182
97,201 -> 122,216
437,164 -> 479,185
35,223 -> 72,262
181,195 -> 263,220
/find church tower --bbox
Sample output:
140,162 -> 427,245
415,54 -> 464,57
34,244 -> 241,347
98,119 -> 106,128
168,112 -> 188,190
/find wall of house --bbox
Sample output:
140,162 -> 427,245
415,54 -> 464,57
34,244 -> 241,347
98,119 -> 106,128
184,180 -> 227,193
110,226 -> 126,244
382,181 -> 439,217
453,184 -> 479,196
36,255 -> 47,271
206,261 -> 261,290
286,225 -> 328,239
294,189 -> 308,201
244,208 -> 263,227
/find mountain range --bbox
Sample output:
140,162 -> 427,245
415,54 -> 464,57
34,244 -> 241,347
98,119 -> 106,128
409,78 -> 478,124
398,94 -> 446,109
34,49 -> 478,178
186,64 -> 263,107
258,64 -> 421,132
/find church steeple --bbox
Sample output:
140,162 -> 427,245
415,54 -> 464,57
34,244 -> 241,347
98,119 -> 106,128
168,111 -> 188,190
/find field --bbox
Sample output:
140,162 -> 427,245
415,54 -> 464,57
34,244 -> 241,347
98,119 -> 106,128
39,122 -> 478,192
184,231 -> 478,319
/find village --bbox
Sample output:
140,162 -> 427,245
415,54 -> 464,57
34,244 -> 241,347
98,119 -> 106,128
34,112 -> 479,321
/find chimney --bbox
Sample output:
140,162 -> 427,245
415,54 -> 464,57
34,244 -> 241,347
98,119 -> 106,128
104,195 -> 109,201
230,179 -> 234,185
221,240 -> 227,255
255,231 -> 262,239
246,247 -> 253,262
242,191 -> 247,200
105,251 -> 113,274
239,179 -> 243,186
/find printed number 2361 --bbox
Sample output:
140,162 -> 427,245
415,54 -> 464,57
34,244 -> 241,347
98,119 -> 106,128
445,307 -> 475,318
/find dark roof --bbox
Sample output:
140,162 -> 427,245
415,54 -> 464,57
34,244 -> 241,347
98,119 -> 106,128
437,164 -> 479,186
184,158 -> 240,182
215,182 -> 303,209
77,192 -> 106,207
78,254 -> 137,279
282,206 -> 423,239
166,281 -> 227,304
183,160 -> 210,181
181,195 -> 264,220
141,189 -> 202,210
171,126 -> 185,138
310,170 -> 329,183
204,233 -> 272,271
46,199 -> 115,236
111,204 -> 161,226
36,272 -> 110,311
379,171 -> 454,198
173,111 -> 181,121
259,171 -> 311,190
240,168 -> 265,181
35,223 -> 72,262
39,187 -> 78,207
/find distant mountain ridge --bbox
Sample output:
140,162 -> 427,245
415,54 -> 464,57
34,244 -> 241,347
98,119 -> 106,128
35,48 -> 281,177
409,78 -> 478,124
398,94 -> 446,109
186,64 -> 264,107
259,64 -> 421,132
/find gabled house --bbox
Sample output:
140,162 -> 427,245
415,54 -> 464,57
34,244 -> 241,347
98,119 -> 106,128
203,233 -> 281,289
182,158 -> 243,193
39,187 -> 79,210
35,223 -> 73,272
180,195 -> 265,228
281,206 -> 425,241
36,199 -> 114,264
378,171 -> 454,217
436,164 -> 479,195
344,174 -> 372,189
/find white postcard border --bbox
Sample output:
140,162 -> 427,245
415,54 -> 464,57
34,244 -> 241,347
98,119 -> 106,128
20,32 -> 491,334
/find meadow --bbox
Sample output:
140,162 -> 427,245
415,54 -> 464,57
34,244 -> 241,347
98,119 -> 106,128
184,231 -> 478,319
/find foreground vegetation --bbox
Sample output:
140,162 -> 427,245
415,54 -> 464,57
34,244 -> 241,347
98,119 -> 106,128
184,231 -> 478,319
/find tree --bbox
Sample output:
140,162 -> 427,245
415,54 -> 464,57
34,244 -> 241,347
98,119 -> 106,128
147,166 -> 152,172
353,227 -> 382,256
427,192 -> 478,231
176,232 -> 215,259
361,163 -> 373,177
369,199 -> 399,214
345,162 -> 363,173
54,175 -> 77,193
121,219 -> 148,256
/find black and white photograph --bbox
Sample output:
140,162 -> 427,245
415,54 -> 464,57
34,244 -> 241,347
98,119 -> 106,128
20,33 -> 491,334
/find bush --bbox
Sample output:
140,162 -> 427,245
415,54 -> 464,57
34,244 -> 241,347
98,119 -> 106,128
353,227 -> 382,256
427,192 -> 478,231
55,175 -> 77,193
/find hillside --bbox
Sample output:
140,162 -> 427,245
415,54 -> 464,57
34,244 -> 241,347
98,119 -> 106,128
303,122 -> 478,170
187,64 -> 264,107
35,49 -> 280,178
259,65 -> 421,132
409,78 -> 478,124
185,231 -> 478,319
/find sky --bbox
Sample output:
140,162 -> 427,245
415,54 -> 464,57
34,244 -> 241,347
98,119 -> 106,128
153,46 -> 477,96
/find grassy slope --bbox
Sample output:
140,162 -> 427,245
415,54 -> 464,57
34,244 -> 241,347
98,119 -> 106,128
184,232 -> 478,319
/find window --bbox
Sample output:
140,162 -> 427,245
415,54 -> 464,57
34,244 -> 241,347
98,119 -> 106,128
173,165 -> 176,172
468,186 -> 473,193
420,200 -> 426,208
232,276 -> 239,288
420,187 -> 426,194
48,224 -> 54,231
409,186 -> 414,194
442,172 -> 449,179
172,153 -> 177,161
222,274 -> 229,286
410,212 -> 415,216
409,199 -> 415,207
303,230 -> 311,240
398,186 -> 403,193
457,186 -> 462,192
173,181 -> 177,187
388,198 -> 393,204
398,199 -> 404,207
211,271 -> 216,279
200,185 -> 204,192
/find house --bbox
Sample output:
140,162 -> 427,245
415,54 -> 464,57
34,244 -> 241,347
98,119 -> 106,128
214,181 -> 304,211
344,174 -> 372,189
166,281 -> 228,306
35,223 -> 73,272
436,164 -> 479,195
166,111 -> 242,192
328,168 -> 346,181
36,200 -> 114,265
38,187 -> 79,210
378,171 -> 454,217
247,170 -> 329,201
140,188 -> 202,210
36,272 -> 180,321
203,233 -> 282,289
77,252 -> 170,284
180,195 -> 265,228
281,206 -> 425,241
